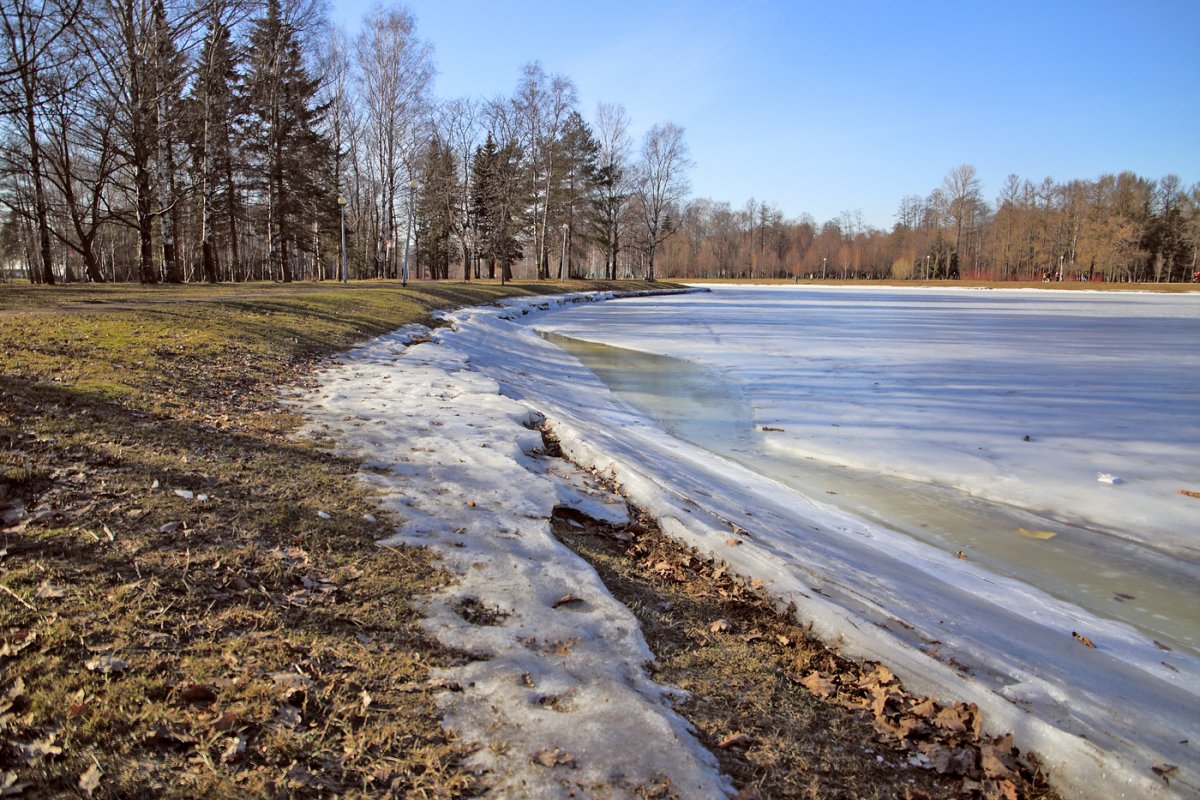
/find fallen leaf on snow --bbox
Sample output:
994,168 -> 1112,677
1017,527 -> 1056,540
551,593 -> 584,609
1152,763 -> 1179,780
1072,631 -> 1097,648
530,747 -> 575,768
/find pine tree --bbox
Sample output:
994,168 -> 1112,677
245,0 -> 330,282
551,110 -> 598,278
186,1 -> 243,282
415,137 -> 457,280
471,133 -> 523,282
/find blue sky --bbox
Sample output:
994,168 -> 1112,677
329,0 -> 1200,230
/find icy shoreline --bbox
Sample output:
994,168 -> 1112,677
302,289 -> 1198,800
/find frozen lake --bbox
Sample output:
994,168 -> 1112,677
420,286 -> 1199,798
538,286 -> 1200,654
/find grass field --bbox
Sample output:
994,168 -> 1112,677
1,279 -> 1060,799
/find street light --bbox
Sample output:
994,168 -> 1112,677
337,195 -> 348,285
559,223 -> 569,280
822,256 -> 827,280
402,178 -> 417,286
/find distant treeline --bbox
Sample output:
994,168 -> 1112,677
659,166 -> 1199,283
2,0 -> 1195,284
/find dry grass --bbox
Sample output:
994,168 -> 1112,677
0,279 -> 640,798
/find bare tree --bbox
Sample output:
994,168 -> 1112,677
511,61 -> 576,278
355,3 -> 431,279
633,121 -> 690,281
1,0 -> 82,282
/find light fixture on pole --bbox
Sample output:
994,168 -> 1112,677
337,195 -> 348,285
560,223 -> 569,280
402,178 -> 417,286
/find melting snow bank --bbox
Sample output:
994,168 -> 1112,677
428,293 -> 1198,800
300,291 -> 732,799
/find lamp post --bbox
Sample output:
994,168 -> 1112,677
402,178 -> 417,286
559,223 -> 569,280
822,256 -> 827,280
337,195 -> 348,285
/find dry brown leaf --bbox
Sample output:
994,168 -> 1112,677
0,629 -> 36,657
552,593 -> 583,609
710,618 -> 731,634
933,705 -> 968,733
725,537 -> 742,546
1152,763 -> 1179,779
980,739 -> 1017,779
211,710 -> 240,732
530,747 -> 575,768
1072,631 -> 1097,648
717,732 -> 750,749
980,778 -> 1019,800
800,671 -> 836,697
175,684 -> 218,704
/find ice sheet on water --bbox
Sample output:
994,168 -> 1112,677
438,287 -> 1199,800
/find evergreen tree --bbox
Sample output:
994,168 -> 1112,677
415,136 -> 457,280
185,1 -> 243,282
551,110 -> 598,278
470,133 -> 523,282
245,0 -> 329,282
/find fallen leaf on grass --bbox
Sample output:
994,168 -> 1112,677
174,684 -> 218,704
1,771 -> 32,797
79,764 -> 102,797
0,629 -> 36,657
530,747 -> 575,768
718,732 -> 750,749
34,581 -> 66,599
1072,631 -> 1097,648
17,735 -> 62,763
84,654 -> 128,674
709,618 -> 731,633
800,671 -> 837,697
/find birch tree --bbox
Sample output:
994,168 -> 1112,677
354,3 -> 431,279
633,121 -> 690,281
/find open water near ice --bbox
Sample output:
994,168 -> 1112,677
543,331 -> 1200,655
